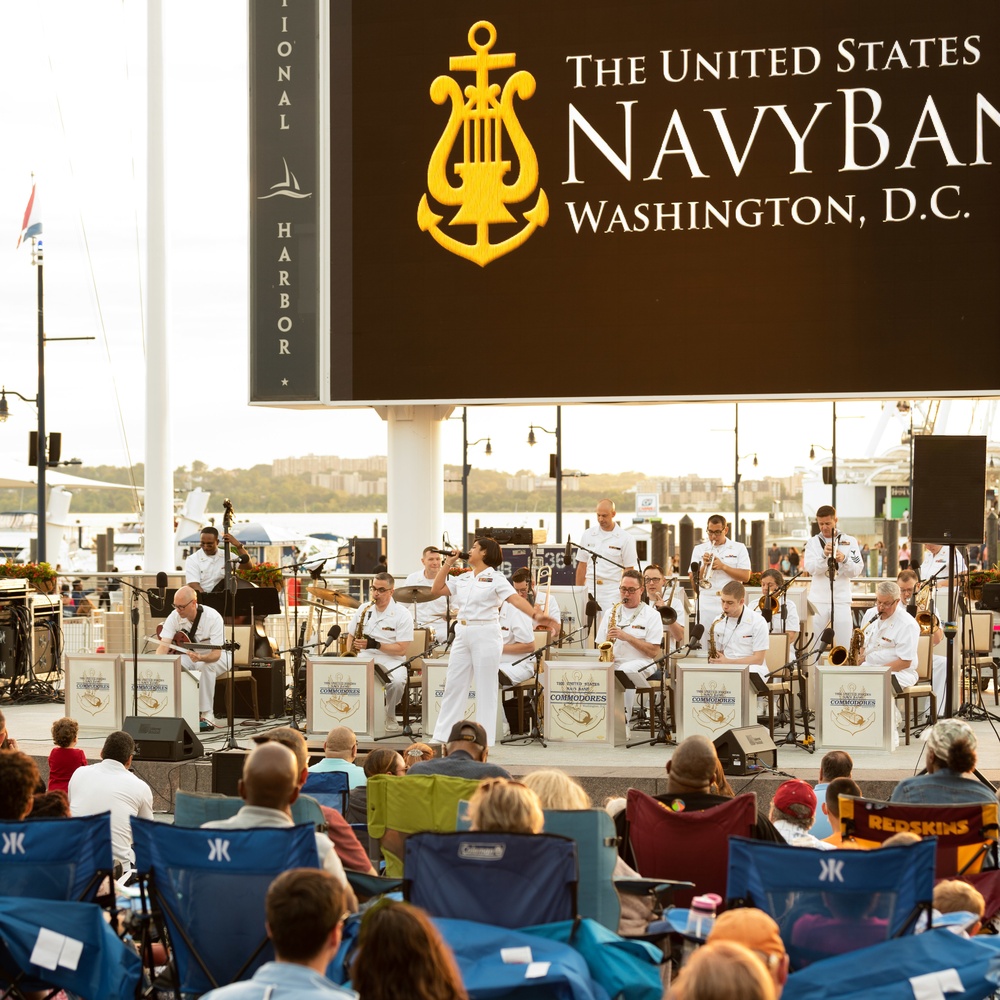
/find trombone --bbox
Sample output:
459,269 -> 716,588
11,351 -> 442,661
534,566 -> 552,622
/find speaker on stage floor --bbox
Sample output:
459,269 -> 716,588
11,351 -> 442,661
123,716 -> 203,761
212,659 -> 285,719
911,436 -> 987,545
714,725 -> 777,776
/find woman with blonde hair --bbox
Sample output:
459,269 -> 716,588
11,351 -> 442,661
669,940 -> 776,1000
468,778 -> 544,834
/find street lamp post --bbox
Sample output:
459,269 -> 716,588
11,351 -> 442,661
809,403 -> 839,510
528,404 -> 563,543
733,403 -> 758,543
460,406 -> 491,548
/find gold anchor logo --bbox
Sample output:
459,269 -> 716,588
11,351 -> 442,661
417,21 -> 548,267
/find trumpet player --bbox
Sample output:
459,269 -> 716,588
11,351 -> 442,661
346,573 -> 414,733
898,569 -> 946,708
759,569 -> 799,647
707,582 -> 770,680
642,564 -> 685,645
594,570 -> 663,720
574,499 -> 638,624
690,515 -> 751,627
804,505 -> 864,651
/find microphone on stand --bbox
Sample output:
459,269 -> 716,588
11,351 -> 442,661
760,600 -> 773,625
563,536 -> 574,567
677,623 -> 705,653
148,571 -> 169,614
321,625 -> 342,653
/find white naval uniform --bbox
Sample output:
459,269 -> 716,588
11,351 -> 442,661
347,599 -> 414,720
183,548 -> 242,594
403,569 -> 451,642
498,602 -> 537,684
595,602 -> 663,717
432,569 -> 517,746
690,538 -> 751,627
764,595 -> 800,637
858,603 -> 920,691
574,524 -> 638,621
804,531 -> 864,650
708,608 -> 771,679
158,605 -> 231,713
920,547 -> 967,618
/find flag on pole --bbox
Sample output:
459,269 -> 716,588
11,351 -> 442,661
16,182 -> 42,248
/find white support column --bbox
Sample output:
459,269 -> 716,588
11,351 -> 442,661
379,405 -> 452,572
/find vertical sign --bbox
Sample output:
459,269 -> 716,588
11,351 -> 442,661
249,0 -> 321,402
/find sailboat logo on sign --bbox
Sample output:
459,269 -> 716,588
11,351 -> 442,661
417,20 -> 548,267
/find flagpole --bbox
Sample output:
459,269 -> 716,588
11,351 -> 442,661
33,235 -> 45,565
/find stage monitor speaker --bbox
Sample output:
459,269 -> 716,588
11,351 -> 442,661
713,724 -> 777,776
212,748 -> 249,795
213,659 -> 285,719
123,716 -> 203,761
351,537 -> 383,573
911,436 -> 986,544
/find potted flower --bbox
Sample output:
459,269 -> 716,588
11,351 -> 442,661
967,567 -> 1000,601
0,560 -> 58,593
235,562 -> 284,590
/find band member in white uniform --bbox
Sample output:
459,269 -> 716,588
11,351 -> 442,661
346,573 -> 414,733
498,569 -> 538,685
642,564 -> 685,646
857,581 -> 921,693
759,568 -> 799,647
706,582 -> 770,680
920,543 -> 967,618
403,547 -> 452,642
431,538 -> 557,746
689,515 -> 751,628
155,586 -> 231,731
803,505 -> 864,651
184,526 -> 253,593
595,570 -> 664,719
898,569 -> 946,707
574,499 -> 637,625
530,568 -> 561,632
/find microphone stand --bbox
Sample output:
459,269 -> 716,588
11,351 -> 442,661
826,533 -> 839,648
573,541 -> 627,642
220,502 -> 240,749
117,577 -> 157,719
769,632 -> 828,753
371,640 -> 447,743
625,645 -> 676,750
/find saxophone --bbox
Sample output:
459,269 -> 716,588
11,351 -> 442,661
708,614 -> 722,659
343,600 -> 375,657
829,627 -> 866,665
598,602 -> 621,662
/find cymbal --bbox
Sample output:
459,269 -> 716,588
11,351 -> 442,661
394,585 -> 438,604
308,585 -> 360,609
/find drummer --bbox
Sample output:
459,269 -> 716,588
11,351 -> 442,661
402,546 -> 453,643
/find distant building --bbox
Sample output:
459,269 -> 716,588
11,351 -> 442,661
272,454 -> 387,477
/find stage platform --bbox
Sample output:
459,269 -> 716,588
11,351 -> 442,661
5,700 -> 1000,818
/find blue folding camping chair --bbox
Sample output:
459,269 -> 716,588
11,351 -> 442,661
302,770 -> 351,814
726,835 -> 936,970
131,816 -> 320,998
403,831 -> 578,929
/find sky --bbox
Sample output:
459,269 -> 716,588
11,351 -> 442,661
1,0 -> 997,488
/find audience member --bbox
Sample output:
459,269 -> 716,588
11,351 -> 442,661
707,908 -> 789,997
47,717 -> 88,793
346,749 -> 405,826
309,727 -> 367,788
933,880 -> 986,937
891,719 -> 998,804
402,742 -> 435,770
0,709 -> 17,751
201,868 -> 357,1000
880,832 -> 923,848
405,721 -> 511,779
669,940 -> 776,1000
821,777 -> 866,849
351,900 -> 467,1000
768,780 -> 833,850
0,751 -> 40,820
253,727 -> 375,876
68,730 -> 153,867
202,741 -> 356,909
468,778 -> 544,834
790,892 -> 888,964
811,750 -> 853,839
710,759 -> 735,798
29,790 -> 70,818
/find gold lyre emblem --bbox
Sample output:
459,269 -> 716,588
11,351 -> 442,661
417,21 -> 548,267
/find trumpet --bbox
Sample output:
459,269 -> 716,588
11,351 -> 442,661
700,547 -> 719,589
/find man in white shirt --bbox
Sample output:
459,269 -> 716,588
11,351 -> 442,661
346,573 -> 414,733
690,515 -> 751,628
857,581 -> 921,692
575,499 -> 637,626
156,585 -> 231,731
803,505 -> 864,651
920,543 -> 967,618
498,569 -> 539,685
595,570 -> 664,719
68,730 -> 154,868
184,526 -> 253,594
642,564 -> 686,646
706,582 -> 770,680
402,546 -> 451,643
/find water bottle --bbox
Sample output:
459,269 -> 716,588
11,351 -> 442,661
685,892 -> 721,939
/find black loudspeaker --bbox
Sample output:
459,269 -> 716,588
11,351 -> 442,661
212,749 -> 249,795
351,537 -> 383,573
123,716 -> 204,761
911,436 -> 987,544
713,725 -> 777,776
213,660 -> 286,719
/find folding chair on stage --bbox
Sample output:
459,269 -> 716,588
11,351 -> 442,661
366,772 -> 481,877
131,816 -> 321,998
727,835 -> 935,970
625,789 -> 757,907
403,831 -> 578,929
302,770 -> 351,814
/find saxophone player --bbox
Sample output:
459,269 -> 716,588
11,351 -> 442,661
690,515 -> 751,628
346,573 -> 414,733
642,564 -> 685,645
707,582 -> 770,681
594,570 -> 663,721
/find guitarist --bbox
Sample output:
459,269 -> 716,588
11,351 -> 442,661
155,586 -> 231,732
185,526 -> 253,593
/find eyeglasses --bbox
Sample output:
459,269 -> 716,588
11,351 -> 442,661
173,599 -> 194,610
707,528 -> 726,536
644,576 -> 663,584
370,586 -> 391,594
619,586 -> 641,594
876,599 -> 899,611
